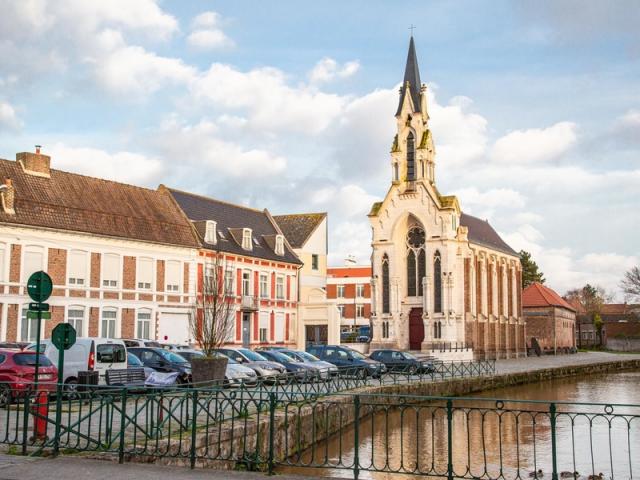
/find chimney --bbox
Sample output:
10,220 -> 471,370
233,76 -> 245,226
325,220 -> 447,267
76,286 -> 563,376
1,178 -> 15,215
17,145 -> 51,178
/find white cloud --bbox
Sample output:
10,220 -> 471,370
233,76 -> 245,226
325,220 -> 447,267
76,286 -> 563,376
453,187 -> 526,209
0,101 -> 22,130
310,184 -> 376,219
308,57 -> 360,84
187,11 -> 234,50
491,121 -> 577,164
612,109 -> 640,146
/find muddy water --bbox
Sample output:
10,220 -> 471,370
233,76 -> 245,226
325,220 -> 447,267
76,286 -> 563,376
278,371 -> 640,479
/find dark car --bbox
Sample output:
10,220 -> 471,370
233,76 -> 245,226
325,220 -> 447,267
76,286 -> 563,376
214,348 -> 285,381
307,345 -> 386,378
369,349 -> 435,374
128,347 -> 191,384
0,349 -> 58,406
257,350 -> 320,381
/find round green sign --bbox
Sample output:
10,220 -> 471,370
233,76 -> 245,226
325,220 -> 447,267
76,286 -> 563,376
52,323 -> 76,351
27,271 -> 53,303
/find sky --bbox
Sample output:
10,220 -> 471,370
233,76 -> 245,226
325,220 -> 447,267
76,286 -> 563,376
0,0 -> 638,298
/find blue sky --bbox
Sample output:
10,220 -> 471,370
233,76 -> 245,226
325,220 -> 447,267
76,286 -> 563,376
0,0 -> 638,297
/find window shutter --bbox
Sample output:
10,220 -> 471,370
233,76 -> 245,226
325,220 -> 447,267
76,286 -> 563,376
68,250 -> 87,285
274,313 -> 285,342
137,257 -> 153,289
165,261 -> 181,292
23,247 -> 44,278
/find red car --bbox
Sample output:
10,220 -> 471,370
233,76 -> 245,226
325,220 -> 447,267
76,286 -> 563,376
0,349 -> 58,406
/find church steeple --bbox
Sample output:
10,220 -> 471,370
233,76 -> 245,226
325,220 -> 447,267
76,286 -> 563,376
395,36 -> 423,116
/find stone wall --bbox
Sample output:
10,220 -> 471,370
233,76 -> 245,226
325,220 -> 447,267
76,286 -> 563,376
606,337 -> 640,352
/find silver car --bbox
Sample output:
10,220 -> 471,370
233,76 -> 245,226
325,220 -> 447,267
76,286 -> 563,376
215,348 -> 285,381
279,349 -> 338,380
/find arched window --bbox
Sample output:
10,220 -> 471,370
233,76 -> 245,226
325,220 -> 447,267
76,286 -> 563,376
382,254 -> 390,314
406,226 -> 425,297
393,163 -> 399,182
434,251 -> 442,313
406,132 -> 415,181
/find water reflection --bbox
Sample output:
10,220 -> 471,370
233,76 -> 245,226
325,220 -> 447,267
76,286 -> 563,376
278,371 -> 640,479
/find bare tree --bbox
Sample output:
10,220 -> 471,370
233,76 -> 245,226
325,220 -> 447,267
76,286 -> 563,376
190,252 -> 236,357
621,266 -> 640,302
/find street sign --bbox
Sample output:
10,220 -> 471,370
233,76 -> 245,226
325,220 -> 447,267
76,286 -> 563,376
27,311 -> 51,320
52,323 -> 76,351
27,271 -> 53,303
29,302 -> 49,311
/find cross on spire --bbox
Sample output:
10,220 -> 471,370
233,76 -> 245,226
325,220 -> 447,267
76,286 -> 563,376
409,24 -> 416,36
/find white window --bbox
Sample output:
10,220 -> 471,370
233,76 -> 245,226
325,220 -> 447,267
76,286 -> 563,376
356,284 -> 365,298
0,244 -> 5,282
23,246 -> 44,280
20,306 -> 40,342
337,305 -> 345,318
356,304 -> 365,318
204,221 -> 217,245
137,257 -> 153,290
102,253 -> 119,288
259,312 -> 269,342
274,313 -> 285,342
311,254 -> 319,271
259,273 -> 269,298
67,307 -> 85,335
275,235 -> 284,256
224,268 -> 234,295
137,309 -> 152,339
101,308 -> 117,338
337,285 -> 345,298
242,228 -> 253,250
67,250 -> 88,286
242,270 -> 251,296
276,275 -> 284,299
165,260 -> 181,292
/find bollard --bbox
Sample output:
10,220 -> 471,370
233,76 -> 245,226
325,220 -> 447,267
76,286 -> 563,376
32,390 -> 49,441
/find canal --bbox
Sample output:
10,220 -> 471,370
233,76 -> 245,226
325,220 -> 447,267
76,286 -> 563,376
277,370 -> 640,479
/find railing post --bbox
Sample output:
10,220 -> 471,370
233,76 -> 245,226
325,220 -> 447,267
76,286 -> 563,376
550,402 -> 558,480
268,392 -> 277,475
118,388 -> 127,464
21,393 -> 29,455
353,395 -> 360,480
190,389 -> 198,469
447,399 -> 453,480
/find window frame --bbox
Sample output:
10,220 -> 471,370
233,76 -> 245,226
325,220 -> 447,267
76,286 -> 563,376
101,253 -> 120,289
337,284 -> 345,298
100,307 -> 118,338
275,235 -> 284,256
259,273 -> 269,298
67,249 -> 88,287
242,228 -> 253,250
67,305 -> 86,337
137,256 -> 154,291
136,308 -> 152,340
275,275 -> 285,300
22,245 -> 45,282
165,260 -> 181,293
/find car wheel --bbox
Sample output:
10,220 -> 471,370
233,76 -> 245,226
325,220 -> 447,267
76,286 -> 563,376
0,384 -> 12,408
64,378 -> 79,400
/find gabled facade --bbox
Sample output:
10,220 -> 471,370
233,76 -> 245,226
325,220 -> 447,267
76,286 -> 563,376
0,149 -> 200,345
167,188 -> 302,348
368,38 -> 526,359
273,213 -> 340,347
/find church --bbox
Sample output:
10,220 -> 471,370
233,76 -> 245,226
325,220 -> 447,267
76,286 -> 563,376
368,38 -> 526,359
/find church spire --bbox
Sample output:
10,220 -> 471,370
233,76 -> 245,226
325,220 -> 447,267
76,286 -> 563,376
396,36 -> 423,116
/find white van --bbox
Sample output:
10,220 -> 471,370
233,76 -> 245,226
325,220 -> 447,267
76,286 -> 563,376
28,337 -> 127,390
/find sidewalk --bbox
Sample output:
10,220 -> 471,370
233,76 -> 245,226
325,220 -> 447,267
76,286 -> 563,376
0,455 -> 313,480
495,350 -> 640,374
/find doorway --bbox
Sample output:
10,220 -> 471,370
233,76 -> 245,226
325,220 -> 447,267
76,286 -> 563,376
306,325 -> 328,347
409,308 -> 424,350
242,312 -> 251,347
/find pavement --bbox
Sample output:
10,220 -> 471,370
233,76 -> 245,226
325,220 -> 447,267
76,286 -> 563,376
494,350 -> 640,374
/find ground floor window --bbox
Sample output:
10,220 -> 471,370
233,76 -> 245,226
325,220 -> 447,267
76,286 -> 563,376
101,308 -> 117,338
137,310 -> 152,339
433,320 -> 442,339
67,307 -> 85,335
20,307 -> 38,342
382,321 -> 390,339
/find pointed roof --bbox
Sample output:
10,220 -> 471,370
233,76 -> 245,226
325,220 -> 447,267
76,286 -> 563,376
523,282 -> 576,312
273,213 -> 326,249
396,36 -> 423,116
459,212 -> 517,256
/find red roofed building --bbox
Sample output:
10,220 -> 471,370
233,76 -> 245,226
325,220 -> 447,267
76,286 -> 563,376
523,282 -> 576,354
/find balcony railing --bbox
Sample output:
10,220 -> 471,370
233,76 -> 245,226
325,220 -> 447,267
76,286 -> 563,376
241,295 -> 259,311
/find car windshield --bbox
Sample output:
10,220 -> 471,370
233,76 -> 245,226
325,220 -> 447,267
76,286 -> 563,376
349,350 -> 366,360
290,351 -> 319,362
157,349 -> 189,364
267,351 -> 292,363
180,351 -> 204,361
238,349 -> 267,362
127,352 -> 143,366
13,353 -> 53,366
402,352 -> 418,360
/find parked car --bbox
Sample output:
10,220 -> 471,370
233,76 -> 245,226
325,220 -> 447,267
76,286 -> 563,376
0,349 -> 58,406
214,348 -> 285,381
277,349 -> 338,379
128,347 -> 192,384
173,350 -> 204,363
121,339 -> 163,348
369,349 -> 435,374
0,342 -> 30,350
256,350 -> 321,381
177,350 -> 258,387
27,338 -> 127,394
126,352 -> 154,379
160,344 -> 194,352
307,345 -> 386,378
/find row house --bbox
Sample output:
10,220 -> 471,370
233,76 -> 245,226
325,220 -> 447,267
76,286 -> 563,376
0,149 -> 199,344
166,188 -> 301,348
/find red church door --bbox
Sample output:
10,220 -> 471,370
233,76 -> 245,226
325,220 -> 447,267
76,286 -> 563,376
409,308 -> 424,350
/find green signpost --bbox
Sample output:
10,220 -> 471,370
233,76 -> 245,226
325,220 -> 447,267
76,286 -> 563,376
26,271 -> 53,388
52,322 -> 76,456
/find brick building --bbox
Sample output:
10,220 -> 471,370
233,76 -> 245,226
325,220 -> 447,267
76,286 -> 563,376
0,149 -> 199,344
327,264 -> 372,334
167,188 -> 301,348
522,282 -> 576,354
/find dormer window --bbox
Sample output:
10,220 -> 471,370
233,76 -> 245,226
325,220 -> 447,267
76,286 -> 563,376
275,235 -> 284,256
242,228 -> 253,250
204,220 -> 217,245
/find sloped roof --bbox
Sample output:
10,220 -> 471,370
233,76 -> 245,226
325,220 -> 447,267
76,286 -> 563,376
396,36 -> 423,116
523,282 -> 576,312
273,213 -> 326,249
167,188 -> 301,265
460,212 -> 517,256
0,157 -> 199,247
601,304 -> 629,315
